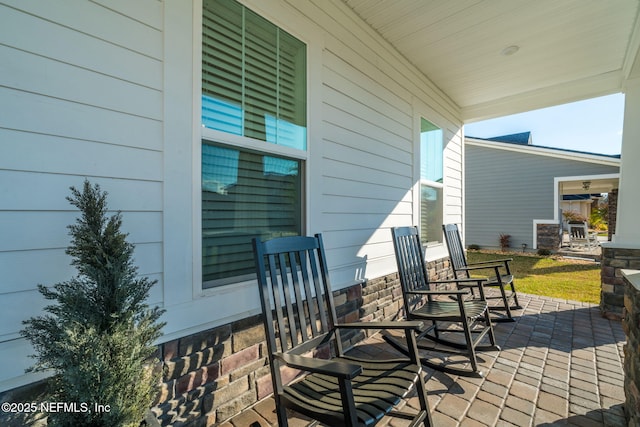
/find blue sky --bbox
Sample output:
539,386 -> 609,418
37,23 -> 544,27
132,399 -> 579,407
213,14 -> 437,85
465,93 -> 625,155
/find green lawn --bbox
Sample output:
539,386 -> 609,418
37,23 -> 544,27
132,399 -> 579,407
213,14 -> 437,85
465,251 -> 601,304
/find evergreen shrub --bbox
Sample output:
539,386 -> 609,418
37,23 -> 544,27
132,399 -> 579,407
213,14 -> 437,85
21,180 -> 165,427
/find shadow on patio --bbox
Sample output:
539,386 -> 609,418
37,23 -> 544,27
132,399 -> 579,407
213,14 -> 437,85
225,290 -> 627,427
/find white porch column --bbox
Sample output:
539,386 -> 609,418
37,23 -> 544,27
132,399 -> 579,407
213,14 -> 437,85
612,77 -> 640,246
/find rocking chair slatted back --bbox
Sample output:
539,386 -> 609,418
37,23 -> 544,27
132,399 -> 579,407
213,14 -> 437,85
442,223 -> 520,322
570,224 -> 587,239
253,233 -> 433,426
389,226 -> 499,377
391,226 -> 433,311
568,222 -> 599,249
254,235 -> 339,357
443,224 -> 469,277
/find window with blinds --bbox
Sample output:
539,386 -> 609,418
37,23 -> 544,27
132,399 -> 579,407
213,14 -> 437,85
202,0 -> 307,150
420,118 -> 444,245
202,144 -> 302,286
201,0 -> 307,287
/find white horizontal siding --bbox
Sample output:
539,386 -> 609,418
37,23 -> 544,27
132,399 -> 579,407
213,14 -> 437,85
0,249 -> 75,294
0,211 -> 162,253
307,0 -> 463,281
3,0 -> 163,56
0,248 -> 161,295
0,3 -> 162,89
308,0 -> 460,122
322,63 -> 413,138
91,0 -> 164,30
1,0 -> 465,391
0,0 -> 164,390
322,195 -> 413,217
0,336 -> 50,390
320,211 -> 413,234
1,291 -> 49,341
0,269 -> 162,342
0,88 -> 163,151
322,89 -> 413,147
322,111 -> 413,163
322,176 -> 413,203
322,140 -> 411,182
0,272 -> 163,347
0,130 -> 162,180
1,46 -> 162,120
0,172 -> 163,211
443,131 -> 464,225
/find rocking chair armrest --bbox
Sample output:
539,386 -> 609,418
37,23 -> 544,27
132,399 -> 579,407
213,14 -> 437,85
459,263 -> 505,271
407,289 -> 470,296
276,352 -> 362,379
468,258 -> 512,266
430,277 -> 485,286
337,320 -> 424,332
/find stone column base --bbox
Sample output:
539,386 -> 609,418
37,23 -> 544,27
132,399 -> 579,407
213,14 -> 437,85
601,245 -> 640,320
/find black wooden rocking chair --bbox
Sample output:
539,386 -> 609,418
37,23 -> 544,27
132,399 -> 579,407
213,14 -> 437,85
386,226 -> 499,377
252,234 -> 432,427
443,224 -> 521,322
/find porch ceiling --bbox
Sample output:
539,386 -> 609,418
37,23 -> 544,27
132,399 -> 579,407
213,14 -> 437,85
342,0 -> 640,122
560,176 -> 620,195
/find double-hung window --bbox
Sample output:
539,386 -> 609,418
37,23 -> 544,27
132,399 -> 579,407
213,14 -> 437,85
420,118 -> 444,245
201,0 -> 306,287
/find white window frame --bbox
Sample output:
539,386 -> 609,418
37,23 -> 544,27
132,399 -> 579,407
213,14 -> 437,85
159,0 -> 324,344
418,117 -> 444,247
195,0 -> 312,296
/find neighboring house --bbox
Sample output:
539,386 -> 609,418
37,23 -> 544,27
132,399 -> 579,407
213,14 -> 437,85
465,133 -> 620,251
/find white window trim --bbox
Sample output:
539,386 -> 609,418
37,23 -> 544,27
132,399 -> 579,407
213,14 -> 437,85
411,105 -> 464,264
419,182 -> 445,248
201,128 -> 309,162
194,0 -> 315,299
158,0 -> 325,345
192,0 -> 204,299
416,116 -> 445,249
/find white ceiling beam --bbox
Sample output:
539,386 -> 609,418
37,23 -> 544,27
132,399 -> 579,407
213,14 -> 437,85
461,71 -> 624,123
623,12 -> 640,81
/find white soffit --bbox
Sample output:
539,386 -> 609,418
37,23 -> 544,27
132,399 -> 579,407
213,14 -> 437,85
342,0 -> 640,121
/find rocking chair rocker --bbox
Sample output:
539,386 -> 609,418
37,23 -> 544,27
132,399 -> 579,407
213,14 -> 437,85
253,234 -> 432,427
386,226 -> 500,377
443,223 -> 521,322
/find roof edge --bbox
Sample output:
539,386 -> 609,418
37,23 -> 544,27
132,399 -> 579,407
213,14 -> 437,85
465,136 -> 621,166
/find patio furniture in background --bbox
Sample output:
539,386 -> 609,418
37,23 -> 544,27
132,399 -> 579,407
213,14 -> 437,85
252,234 -> 432,427
387,226 -> 499,377
443,223 -> 521,323
568,222 -> 599,249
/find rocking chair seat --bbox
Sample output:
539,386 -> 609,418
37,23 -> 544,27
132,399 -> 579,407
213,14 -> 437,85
413,300 -> 488,322
253,234 -> 432,426
389,226 -> 499,377
282,357 -> 422,427
483,274 -> 513,285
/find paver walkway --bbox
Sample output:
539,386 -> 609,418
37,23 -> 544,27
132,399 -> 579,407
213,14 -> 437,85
226,292 -> 627,427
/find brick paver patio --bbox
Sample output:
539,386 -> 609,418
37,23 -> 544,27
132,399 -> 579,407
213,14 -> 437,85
225,292 -> 627,427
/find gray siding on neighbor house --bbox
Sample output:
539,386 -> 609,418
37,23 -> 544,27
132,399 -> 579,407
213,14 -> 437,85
465,144 -> 619,250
